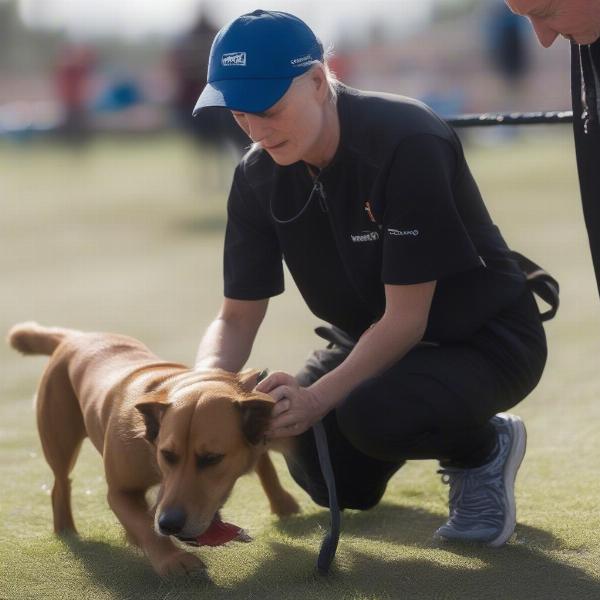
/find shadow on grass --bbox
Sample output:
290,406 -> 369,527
60,533 -> 339,600
341,543 -> 600,600
274,501 -> 560,548
58,502 -> 600,600
272,502 -> 600,599
61,534 -> 214,598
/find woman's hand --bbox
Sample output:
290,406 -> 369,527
255,371 -> 326,439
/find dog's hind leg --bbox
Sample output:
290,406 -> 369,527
36,354 -> 87,535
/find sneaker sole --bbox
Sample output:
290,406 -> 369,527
486,413 -> 527,547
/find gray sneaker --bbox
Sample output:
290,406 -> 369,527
434,413 -> 527,547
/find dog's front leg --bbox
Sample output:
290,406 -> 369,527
107,488 -> 206,577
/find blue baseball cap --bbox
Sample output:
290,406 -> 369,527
193,10 -> 323,115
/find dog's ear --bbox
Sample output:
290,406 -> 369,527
234,397 -> 274,445
237,368 -> 268,392
135,392 -> 169,444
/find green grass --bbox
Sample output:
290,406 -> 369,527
1,130 -> 599,599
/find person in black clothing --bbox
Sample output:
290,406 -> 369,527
193,10 -> 548,547
506,1 -> 600,298
170,12 -> 249,153
571,40 -> 600,296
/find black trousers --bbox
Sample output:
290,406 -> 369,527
283,289 -> 547,510
571,41 -> 600,299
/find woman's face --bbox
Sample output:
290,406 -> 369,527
231,69 -> 329,167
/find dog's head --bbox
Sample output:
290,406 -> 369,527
135,368 -> 273,542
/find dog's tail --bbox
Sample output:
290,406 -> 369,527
7,322 -> 76,356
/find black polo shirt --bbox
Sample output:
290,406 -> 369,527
223,84 -> 526,342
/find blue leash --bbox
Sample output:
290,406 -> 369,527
312,419 -> 341,574
257,368 -> 341,573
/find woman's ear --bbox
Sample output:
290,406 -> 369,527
311,64 -> 329,104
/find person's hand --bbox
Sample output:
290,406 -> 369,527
255,371 -> 325,438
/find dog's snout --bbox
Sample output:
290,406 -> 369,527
158,507 -> 187,535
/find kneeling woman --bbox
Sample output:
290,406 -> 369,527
193,10 -> 548,546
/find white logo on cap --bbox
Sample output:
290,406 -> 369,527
222,52 -> 247,66
291,54 -> 313,66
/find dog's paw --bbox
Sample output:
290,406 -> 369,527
154,551 -> 206,578
271,491 -> 301,517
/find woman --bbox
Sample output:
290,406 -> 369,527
193,10 -> 548,547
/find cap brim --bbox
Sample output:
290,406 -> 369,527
193,77 -> 293,115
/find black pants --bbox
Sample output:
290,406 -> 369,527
283,289 -> 547,510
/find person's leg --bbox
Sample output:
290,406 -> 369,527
283,411 -> 402,510
333,343 -> 522,545
286,290 -> 546,542
337,290 -> 546,463
284,327 -> 403,511
336,363 -> 499,468
335,290 -> 547,545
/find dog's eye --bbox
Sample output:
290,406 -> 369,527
196,453 -> 224,469
161,450 -> 179,465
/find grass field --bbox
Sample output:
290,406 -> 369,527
1,130 -> 599,600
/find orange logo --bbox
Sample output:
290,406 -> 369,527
364,201 -> 377,224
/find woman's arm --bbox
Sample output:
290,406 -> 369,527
195,297 -> 269,372
310,280 -> 436,409
259,280 -> 436,437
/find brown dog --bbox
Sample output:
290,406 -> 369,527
8,322 -> 299,577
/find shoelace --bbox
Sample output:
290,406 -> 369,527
438,466 -> 506,529
437,466 -> 464,517
437,431 -> 509,530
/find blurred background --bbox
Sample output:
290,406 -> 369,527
0,0 -> 571,146
1,0 -> 581,362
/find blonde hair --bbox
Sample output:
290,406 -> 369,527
292,43 -> 339,103
322,43 -> 340,103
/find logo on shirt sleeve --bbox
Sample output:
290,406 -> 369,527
387,228 -> 419,236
